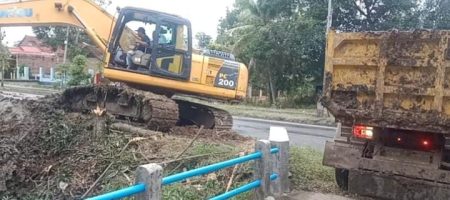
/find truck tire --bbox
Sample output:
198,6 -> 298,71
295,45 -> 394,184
335,168 -> 349,191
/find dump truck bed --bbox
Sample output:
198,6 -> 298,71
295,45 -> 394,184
322,29 -> 450,133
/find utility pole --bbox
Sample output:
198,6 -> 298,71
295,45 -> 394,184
0,28 -> 5,87
1,59 -> 3,87
63,26 -> 69,64
61,26 -> 70,88
326,0 -> 333,34
319,0 -> 333,117
1,58 -> 5,88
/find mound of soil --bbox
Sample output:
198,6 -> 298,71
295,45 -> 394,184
0,93 -> 249,199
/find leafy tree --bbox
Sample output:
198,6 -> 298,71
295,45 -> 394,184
19,64 -> 26,77
31,1 -> 109,61
332,0 -> 421,31
66,55 -> 91,86
216,0 -> 325,105
195,32 -> 212,49
421,0 -> 450,29
206,43 -> 230,52
0,43 -> 11,73
27,0 -> 441,108
216,0 -> 441,108
33,26 -> 90,60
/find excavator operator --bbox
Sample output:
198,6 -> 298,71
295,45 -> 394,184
126,27 -> 151,69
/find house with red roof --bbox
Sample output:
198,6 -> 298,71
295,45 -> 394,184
9,35 -> 64,79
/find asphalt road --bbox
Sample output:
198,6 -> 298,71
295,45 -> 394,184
232,116 -> 337,151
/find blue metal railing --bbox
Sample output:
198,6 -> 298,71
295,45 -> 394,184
162,151 -> 262,185
270,148 -> 279,154
209,173 -> 278,200
86,184 -> 145,200
87,147 -> 280,200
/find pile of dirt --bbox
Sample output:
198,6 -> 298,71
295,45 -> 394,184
0,93 -> 250,199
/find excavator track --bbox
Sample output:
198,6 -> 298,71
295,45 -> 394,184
60,85 -> 179,132
209,105 -> 234,131
58,85 -> 233,132
175,99 -> 233,132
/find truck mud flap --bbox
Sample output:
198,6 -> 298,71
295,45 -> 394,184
349,170 -> 450,200
323,141 -> 362,169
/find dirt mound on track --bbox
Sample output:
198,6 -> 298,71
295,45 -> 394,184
0,93 -> 249,199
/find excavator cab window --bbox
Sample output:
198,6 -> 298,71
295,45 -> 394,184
108,8 -> 192,80
112,20 -> 155,69
154,23 -> 189,76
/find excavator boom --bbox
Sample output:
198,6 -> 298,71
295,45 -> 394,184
0,0 -> 115,51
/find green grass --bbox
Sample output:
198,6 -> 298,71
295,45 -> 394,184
159,143 -> 253,200
163,181 -> 252,200
289,147 -> 337,193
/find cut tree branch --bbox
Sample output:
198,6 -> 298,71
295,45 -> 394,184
111,123 -> 162,137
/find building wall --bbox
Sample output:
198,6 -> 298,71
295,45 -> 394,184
16,55 -> 59,77
11,36 -> 63,78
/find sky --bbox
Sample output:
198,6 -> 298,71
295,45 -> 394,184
2,0 -> 235,46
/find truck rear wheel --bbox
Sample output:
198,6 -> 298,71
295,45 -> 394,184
335,168 -> 349,191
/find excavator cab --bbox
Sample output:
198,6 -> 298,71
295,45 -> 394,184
108,7 -> 192,80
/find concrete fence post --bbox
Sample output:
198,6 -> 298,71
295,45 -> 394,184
50,67 -> 55,80
39,67 -> 43,81
254,139 -> 272,200
269,126 -> 290,198
135,164 -> 163,200
24,67 -> 29,80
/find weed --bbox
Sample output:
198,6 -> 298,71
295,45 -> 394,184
163,180 -> 253,200
289,147 -> 337,193
161,143 -> 255,200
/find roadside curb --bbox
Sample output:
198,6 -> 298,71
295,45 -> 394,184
233,116 -> 337,131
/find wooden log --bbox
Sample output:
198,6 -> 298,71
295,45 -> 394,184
111,122 -> 162,137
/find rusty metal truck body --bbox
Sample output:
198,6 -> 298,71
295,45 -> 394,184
322,29 -> 450,199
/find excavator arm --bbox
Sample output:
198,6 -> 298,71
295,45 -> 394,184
0,0 -> 133,53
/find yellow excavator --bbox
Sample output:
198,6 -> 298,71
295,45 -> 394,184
0,0 -> 248,131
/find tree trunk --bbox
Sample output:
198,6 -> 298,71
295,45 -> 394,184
111,123 -> 162,137
247,83 -> 253,98
75,28 -> 80,44
1,58 -> 4,87
268,70 -> 277,105
247,57 -> 256,98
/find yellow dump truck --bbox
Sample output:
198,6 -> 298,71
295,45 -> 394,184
322,29 -> 450,199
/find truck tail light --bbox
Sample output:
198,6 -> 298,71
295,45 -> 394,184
381,128 -> 443,151
353,125 -> 374,140
422,139 -> 430,147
